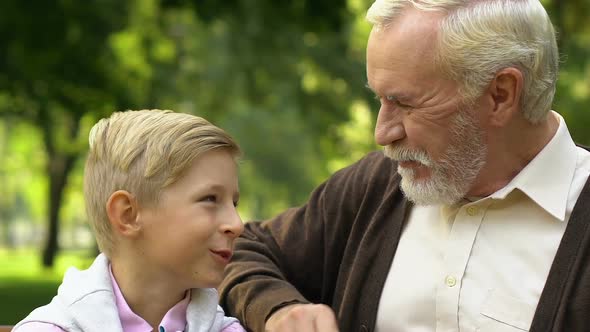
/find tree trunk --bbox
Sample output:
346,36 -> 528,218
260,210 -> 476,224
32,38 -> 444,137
0,120 -> 10,247
0,209 -> 11,248
41,153 -> 77,267
39,109 -> 82,268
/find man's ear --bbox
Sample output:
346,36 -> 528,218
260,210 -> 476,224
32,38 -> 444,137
485,67 -> 523,127
106,190 -> 141,237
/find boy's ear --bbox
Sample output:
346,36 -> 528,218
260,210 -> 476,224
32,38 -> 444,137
106,190 -> 141,237
485,67 -> 523,127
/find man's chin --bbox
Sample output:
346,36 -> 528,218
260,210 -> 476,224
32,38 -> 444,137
399,177 -> 465,206
398,160 -> 423,168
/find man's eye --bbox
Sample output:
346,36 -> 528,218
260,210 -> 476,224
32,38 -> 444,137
375,94 -> 411,108
383,96 -> 411,108
386,96 -> 411,108
397,101 -> 411,108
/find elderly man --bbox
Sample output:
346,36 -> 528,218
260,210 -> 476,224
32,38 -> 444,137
220,0 -> 590,331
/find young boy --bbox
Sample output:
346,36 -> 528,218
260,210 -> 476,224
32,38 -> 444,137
13,110 -> 246,332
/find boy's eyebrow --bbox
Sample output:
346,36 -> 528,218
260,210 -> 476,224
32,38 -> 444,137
200,183 -> 240,199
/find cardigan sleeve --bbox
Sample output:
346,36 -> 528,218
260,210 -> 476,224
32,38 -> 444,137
219,152 -> 394,332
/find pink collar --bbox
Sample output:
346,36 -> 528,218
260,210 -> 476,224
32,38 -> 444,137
109,265 -> 189,332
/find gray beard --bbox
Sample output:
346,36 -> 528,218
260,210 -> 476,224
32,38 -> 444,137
384,110 -> 487,205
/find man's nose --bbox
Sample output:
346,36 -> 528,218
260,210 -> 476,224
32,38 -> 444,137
374,105 -> 406,146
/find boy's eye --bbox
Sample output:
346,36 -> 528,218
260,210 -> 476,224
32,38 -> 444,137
233,200 -> 239,207
202,195 -> 217,203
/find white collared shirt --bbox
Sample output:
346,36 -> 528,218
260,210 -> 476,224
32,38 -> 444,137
375,112 -> 590,332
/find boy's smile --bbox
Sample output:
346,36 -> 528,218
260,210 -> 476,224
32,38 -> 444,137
210,248 -> 233,265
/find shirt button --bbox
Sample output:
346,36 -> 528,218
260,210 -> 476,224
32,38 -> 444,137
466,206 -> 479,216
445,275 -> 457,287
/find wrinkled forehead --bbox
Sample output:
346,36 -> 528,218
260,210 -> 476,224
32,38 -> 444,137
368,7 -> 442,61
367,8 -> 444,83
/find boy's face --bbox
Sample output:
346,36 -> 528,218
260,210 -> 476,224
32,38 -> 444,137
137,149 -> 243,289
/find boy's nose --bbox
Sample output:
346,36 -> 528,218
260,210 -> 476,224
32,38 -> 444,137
221,207 -> 244,238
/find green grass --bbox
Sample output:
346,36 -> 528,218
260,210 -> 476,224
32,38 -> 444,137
0,249 -> 95,325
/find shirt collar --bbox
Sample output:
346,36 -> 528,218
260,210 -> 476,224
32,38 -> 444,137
490,112 -> 577,221
160,292 -> 190,332
109,265 -> 190,332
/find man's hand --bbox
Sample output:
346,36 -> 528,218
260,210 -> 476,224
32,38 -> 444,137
265,303 -> 339,332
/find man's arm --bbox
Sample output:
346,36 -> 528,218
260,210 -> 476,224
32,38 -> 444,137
219,180 -> 335,332
219,152 -> 391,332
264,303 -> 339,332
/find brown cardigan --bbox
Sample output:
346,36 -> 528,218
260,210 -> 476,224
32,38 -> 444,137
219,151 -> 590,332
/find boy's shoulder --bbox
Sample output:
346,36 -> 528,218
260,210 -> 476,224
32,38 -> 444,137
57,254 -> 113,305
186,288 -> 245,332
12,298 -> 74,331
13,254 -> 122,332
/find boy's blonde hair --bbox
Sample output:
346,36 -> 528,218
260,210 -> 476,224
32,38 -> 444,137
83,109 -> 241,256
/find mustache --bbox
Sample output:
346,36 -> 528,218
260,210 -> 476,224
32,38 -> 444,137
384,144 -> 432,166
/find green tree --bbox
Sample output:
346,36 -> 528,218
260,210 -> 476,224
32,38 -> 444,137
0,1 -> 135,266
157,0 -> 375,217
1,0 -> 587,268
544,0 -> 590,145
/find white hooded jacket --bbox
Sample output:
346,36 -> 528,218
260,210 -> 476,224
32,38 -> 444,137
13,254 -> 239,332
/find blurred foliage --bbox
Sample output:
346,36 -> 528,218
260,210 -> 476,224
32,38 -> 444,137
0,0 -> 588,270
0,249 -> 94,324
542,0 -> 590,145
0,0 -> 376,267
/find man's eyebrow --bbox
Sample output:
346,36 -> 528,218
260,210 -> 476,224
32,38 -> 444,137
365,82 -> 413,101
365,83 -> 381,97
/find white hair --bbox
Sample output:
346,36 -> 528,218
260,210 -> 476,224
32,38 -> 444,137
367,0 -> 559,123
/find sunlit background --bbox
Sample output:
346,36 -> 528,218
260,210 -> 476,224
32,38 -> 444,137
0,0 -> 588,325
